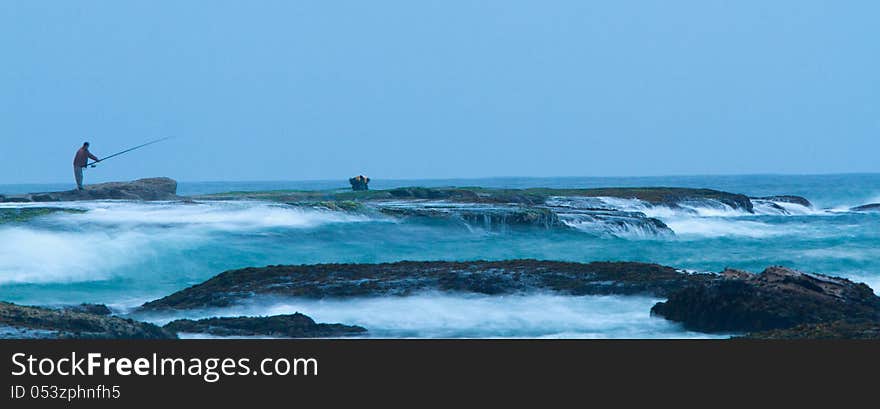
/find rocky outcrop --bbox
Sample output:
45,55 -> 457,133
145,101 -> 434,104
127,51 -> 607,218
193,186 -> 800,234
139,260 -> 713,311
650,267 -> 880,333
61,303 -> 113,316
163,313 -> 367,338
740,320 -> 880,339
376,205 -> 565,229
0,302 -> 175,339
851,203 -> 880,212
576,188 -> 754,212
752,195 -> 813,208
131,259 -> 880,338
373,202 -> 672,235
197,186 -> 758,212
0,177 -> 179,202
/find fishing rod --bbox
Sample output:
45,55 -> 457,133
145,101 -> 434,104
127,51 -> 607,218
87,137 -> 172,167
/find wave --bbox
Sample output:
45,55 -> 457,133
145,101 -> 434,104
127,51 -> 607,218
663,218 -> 783,239
41,200 -> 375,231
130,293 -> 726,339
0,227 -> 160,284
0,201 -> 378,285
547,196 -> 844,238
559,215 -> 671,239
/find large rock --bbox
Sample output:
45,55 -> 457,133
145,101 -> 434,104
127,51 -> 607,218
139,260 -> 713,311
164,313 -> 367,338
650,267 -> 880,333
0,177 -> 178,202
0,302 -> 175,339
196,186 -> 758,212
373,201 -> 672,235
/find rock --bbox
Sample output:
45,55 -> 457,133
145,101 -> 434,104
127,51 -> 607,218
61,303 -> 112,316
376,204 -> 566,229
550,208 -> 673,237
0,207 -> 85,224
576,188 -> 755,212
0,302 -> 175,339
650,266 -> 880,333
851,203 -> 880,212
0,177 -> 179,202
163,313 -> 367,338
753,195 -> 813,208
739,320 -> 880,339
138,260 -> 713,311
195,186 -> 758,212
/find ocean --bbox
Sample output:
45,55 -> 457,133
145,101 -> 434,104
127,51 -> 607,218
2,174 -> 879,338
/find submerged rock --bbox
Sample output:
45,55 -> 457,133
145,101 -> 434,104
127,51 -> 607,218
0,177 -> 179,202
139,260 -> 713,311
0,302 -> 175,339
851,203 -> 880,212
164,313 -> 367,338
0,207 -> 85,223
740,320 -> 880,339
650,267 -> 880,333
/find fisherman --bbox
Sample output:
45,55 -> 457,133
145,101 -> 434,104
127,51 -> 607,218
73,142 -> 99,190
349,175 -> 370,191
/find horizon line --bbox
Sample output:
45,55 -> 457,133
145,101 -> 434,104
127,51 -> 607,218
3,171 -> 880,186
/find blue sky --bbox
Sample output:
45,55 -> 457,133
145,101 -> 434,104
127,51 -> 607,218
1,1 -> 878,184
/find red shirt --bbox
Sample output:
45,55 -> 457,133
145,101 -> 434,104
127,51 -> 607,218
73,147 -> 98,167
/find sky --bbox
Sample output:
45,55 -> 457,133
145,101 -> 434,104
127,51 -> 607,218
1,1 -> 878,184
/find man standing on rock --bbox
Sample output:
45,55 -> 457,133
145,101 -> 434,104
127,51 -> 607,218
73,142 -> 99,190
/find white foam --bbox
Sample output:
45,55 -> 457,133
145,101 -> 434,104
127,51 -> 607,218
0,227 -> 158,284
664,218 -> 783,239
133,293 -> 726,339
46,201 -> 373,231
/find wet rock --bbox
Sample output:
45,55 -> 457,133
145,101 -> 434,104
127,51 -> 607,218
552,209 -> 673,237
0,302 -> 175,339
163,313 -> 366,338
62,303 -> 113,316
139,260 -> 713,311
0,207 -> 85,224
739,320 -> 880,339
376,204 -> 565,229
577,188 -> 754,212
0,177 -> 179,202
753,195 -> 813,208
851,203 -> 880,212
196,186 -> 758,212
650,266 -> 880,333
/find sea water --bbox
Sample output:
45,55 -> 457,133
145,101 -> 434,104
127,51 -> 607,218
2,174 -> 879,338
